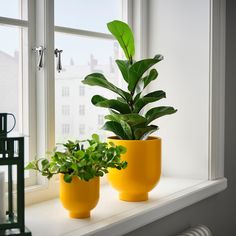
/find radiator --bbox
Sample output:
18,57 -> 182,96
176,225 -> 212,236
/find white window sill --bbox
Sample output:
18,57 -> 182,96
25,177 -> 227,236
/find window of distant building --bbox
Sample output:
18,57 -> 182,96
79,86 -> 85,96
62,105 -> 70,116
79,105 -> 85,115
98,115 -> 104,126
62,87 -> 70,97
79,124 -> 85,135
62,123 -> 70,135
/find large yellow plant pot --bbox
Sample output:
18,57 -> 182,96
59,174 -> 99,218
107,136 -> 161,202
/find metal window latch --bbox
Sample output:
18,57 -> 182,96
55,48 -> 63,73
32,46 -> 45,70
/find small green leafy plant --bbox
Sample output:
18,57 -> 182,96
82,20 -> 177,140
25,134 -> 127,183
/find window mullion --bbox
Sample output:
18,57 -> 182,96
0,16 -> 27,27
55,26 -> 113,40
35,0 -> 55,184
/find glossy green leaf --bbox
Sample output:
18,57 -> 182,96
92,95 -> 131,114
102,121 -> 128,139
82,73 -> 131,102
133,92 -> 142,104
120,120 -> 133,139
25,135 -> 127,181
134,125 -> 158,140
107,20 -> 135,61
128,55 -> 164,92
116,60 -> 130,82
64,173 -> 73,183
133,90 -> 166,113
145,106 -> 177,124
105,113 -> 147,127
143,69 -> 158,88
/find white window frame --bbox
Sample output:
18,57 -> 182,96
24,0 -> 130,204
22,0 -> 226,212
0,0 -> 37,187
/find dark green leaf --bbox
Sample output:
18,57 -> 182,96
145,106 -> 177,124
133,90 -> 166,113
41,159 -> 50,171
64,174 -> 73,183
107,20 -> 135,61
116,60 -> 130,82
143,69 -> 158,88
102,121 -> 128,139
82,73 -> 131,102
133,92 -> 142,104
128,55 -> 164,92
120,120 -> 133,139
117,97 -> 126,103
105,113 -> 147,127
97,171 -> 104,177
134,125 -> 158,140
92,95 -> 131,114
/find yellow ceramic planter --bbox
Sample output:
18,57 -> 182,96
59,174 -> 99,218
107,136 -> 161,202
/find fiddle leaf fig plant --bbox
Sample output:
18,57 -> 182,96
82,20 -> 177,140
25,134 -> 127,183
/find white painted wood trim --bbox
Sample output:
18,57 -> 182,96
131,0 -> 148,60
0,16 -> 28,27
208,0 -> 226,180
44,0 -> 55,153
86,179 -> 227,236
25,0 -> 37,186
25,177 -> 227,236
55,26 -> 113,40
27,0 -> 59,199
0,1 -> 37,186
122,0 -> 133,26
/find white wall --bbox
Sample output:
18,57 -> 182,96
148,0 -> 210,179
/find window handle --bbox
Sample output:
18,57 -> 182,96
55,48 -> 63,73
33,46 -> 45,70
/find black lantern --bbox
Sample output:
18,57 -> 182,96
0,113 -> 31,235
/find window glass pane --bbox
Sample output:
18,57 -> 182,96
55,0 -> 122,33
0,25 -> 30,180
0,25 -> 23,133
0,0 -> 27,20
55,33 -> 121,143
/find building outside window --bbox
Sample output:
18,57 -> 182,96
79,105 -> 85,116
62,105 -> 70,116
61,87 -> 70,97
98,114 -> 104,126
79,124 -> 85,135
79,86 -> 85,96
62,123 -> 70,135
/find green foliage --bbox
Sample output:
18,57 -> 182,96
25,134 -> 127,183
107,20 -> 135,61
82,20 -> 177,140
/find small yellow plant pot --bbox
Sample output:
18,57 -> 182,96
59,174 -> 99,218
107,136 -> 161,202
